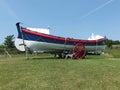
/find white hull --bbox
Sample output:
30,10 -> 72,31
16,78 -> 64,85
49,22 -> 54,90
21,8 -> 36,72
15,38 -> 105,54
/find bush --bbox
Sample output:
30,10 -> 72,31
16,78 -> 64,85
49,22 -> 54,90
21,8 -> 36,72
0,47 -> 24,55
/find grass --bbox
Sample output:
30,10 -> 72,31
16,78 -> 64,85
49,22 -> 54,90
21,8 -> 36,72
0,54 -> 120,90
104,48 -> 120,58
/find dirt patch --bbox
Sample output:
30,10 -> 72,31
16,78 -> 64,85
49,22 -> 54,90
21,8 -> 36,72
104,53 -> 113,58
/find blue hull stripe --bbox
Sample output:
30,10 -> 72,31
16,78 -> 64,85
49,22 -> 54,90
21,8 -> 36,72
21,31 -> 105,46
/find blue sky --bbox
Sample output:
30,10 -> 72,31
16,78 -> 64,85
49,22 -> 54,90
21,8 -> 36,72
0,0 -> 120,44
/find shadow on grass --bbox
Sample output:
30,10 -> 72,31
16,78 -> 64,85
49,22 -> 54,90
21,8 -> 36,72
27,54 -> 105,61
30,56 -> 64,60
31,57 -> 89,61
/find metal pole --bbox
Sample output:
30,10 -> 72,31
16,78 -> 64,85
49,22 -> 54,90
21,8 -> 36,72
96,40 -> 97,55
25,46 -> 29,59
19,23 -> 29,59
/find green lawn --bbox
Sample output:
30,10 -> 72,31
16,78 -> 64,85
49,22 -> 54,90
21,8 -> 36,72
105,48 -> 120,58
0,55 -> 120,90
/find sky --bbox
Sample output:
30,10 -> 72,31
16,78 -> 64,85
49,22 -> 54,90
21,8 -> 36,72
0,0 -> 120,44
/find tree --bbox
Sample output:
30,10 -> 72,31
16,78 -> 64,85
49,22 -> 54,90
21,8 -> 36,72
106,39 -> 113,49
4,35 -> 15,48
112,40 -> 120,45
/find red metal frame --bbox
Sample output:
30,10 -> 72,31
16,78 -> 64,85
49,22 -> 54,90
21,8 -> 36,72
73,43 -> 86,59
